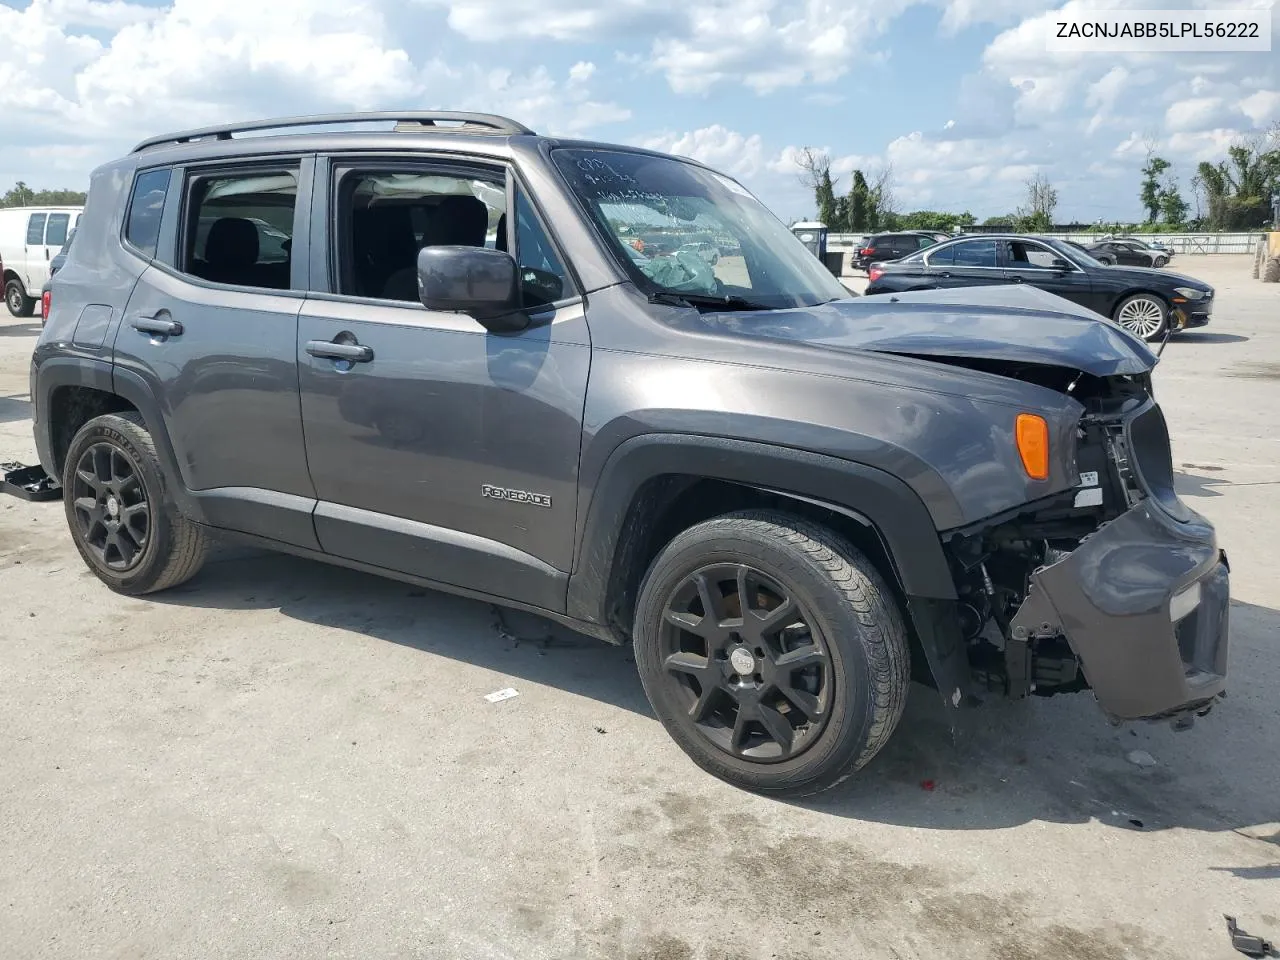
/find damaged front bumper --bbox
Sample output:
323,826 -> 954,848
1010,498 -> 1229,722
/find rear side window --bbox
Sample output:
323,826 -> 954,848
181,168 -> 298,290
927,245 -> 956,266
952,240 -> 998,267
45,213 -> 71,247
126,168 -> 173,258
26,214 -> 47,245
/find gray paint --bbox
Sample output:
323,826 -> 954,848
29,116 -> 1229,729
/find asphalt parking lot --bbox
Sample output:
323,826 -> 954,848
1,254 -> 1277,960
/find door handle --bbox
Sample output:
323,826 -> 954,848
132,315 -> 183,337
306,340 -> 373,363
939,272 -> 951,278
1011,276 -> 1024,283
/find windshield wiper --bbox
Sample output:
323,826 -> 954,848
647,291 -> 772,311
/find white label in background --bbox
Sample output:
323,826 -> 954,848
1079,471 -> 1100,488
1075,488 -> 1105,508
1047,10 -> 1271,52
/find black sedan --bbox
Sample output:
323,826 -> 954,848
864,234 -> 1212,341
1084,238 -> 1171,268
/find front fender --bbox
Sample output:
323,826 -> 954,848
566,434 -> 971,713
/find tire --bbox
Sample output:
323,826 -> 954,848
1114,293 -> 1169,342
4,278 -> 33,318
1154,256 -> 1168,268
633,510 -> 910,796
1264,257 -> 1280,284
62,412 -> 208,595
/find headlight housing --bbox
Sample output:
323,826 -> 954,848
1173,286 -> 1205,300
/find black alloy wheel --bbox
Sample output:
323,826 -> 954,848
658,562 -> 831,762
70,441 -> 151,571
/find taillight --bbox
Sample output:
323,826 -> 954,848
41,289 -> 51,321
860,247 -> 875,256
868,266 -> 885,282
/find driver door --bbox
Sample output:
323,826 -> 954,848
297,158 -> 589,609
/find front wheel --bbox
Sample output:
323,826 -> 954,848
62,412 -> 208,595
5,278 -> 33,318
1154,256 -> 1168,267
633,510 -> 910,796
1114,293 -> 1169,342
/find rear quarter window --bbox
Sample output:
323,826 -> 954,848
125,168 -> 173,259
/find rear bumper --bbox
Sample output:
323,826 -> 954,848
1011,499 -> 1229,721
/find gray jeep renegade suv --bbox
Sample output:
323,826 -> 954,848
32,112 -> 1230,795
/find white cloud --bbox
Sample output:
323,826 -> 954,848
640,125 -> 767,178
414,0 -> 660,41
0,0 -> 628,175
567,61 -> 596,84
1240,89 -> 1280,126
1164,97 -> 1245,133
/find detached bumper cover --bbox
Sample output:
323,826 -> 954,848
1011,500 -> 1229,720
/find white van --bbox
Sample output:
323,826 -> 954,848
1,206 -> 83,316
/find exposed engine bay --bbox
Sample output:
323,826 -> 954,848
937,364 -> 1177,703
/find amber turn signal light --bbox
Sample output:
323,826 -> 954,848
1016,413 -> 1049,481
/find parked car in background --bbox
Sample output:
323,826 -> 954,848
1,205 -> 83,316
865,234 -> 1212,341
1086,238 -> 1171,268
1064,239 -> 1114,264
1103,234 -> 1174,256
853,231 -> 938,271
40,226 -> 77,325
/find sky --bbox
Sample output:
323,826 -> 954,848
0,0 -> 1277,224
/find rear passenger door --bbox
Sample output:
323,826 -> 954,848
112,159 -> 320,549
296,156 -> 590,611
924,238 -> 1008,289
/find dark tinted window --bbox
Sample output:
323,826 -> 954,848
927,244 -> 956,266
45,213 -> 70,246
514,190 -> 571,307
336,168 -> 503,301
26,214 -> 47,245
952,239 -> 998,267
126,169 -> 172,258
183,169 -> 297,290
916,236 -> 936,249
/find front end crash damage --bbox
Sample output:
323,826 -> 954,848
940,377 -> 1230,727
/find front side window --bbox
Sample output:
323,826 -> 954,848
182,169 -> 298,290
26,214 -> 47,246
125,168 -> 172,258
553,148 -> 848,309
513,189 -> 572,307
916,236 -> 936,249
1005,240 -> 1060,269
336,168 -> 505,302
952,240 -> 998,267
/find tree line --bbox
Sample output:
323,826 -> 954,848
1,182 -> 88,208
796,122 -> 1278,234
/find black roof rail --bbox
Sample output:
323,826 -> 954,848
131,111 -> 534,153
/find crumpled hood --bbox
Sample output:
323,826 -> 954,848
701,283 -> 1157,377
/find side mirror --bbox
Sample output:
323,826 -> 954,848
417,246 -> 526,332
1051,257 -> 1071,271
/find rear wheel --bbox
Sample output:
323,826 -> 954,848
62,412 -> 208,595
633,510 -> 910,796
5,278 -> 33,318
1114,293 -> 1168,342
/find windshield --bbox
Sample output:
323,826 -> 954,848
1048,237 -> 1103,268
553,148 -> 849,309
